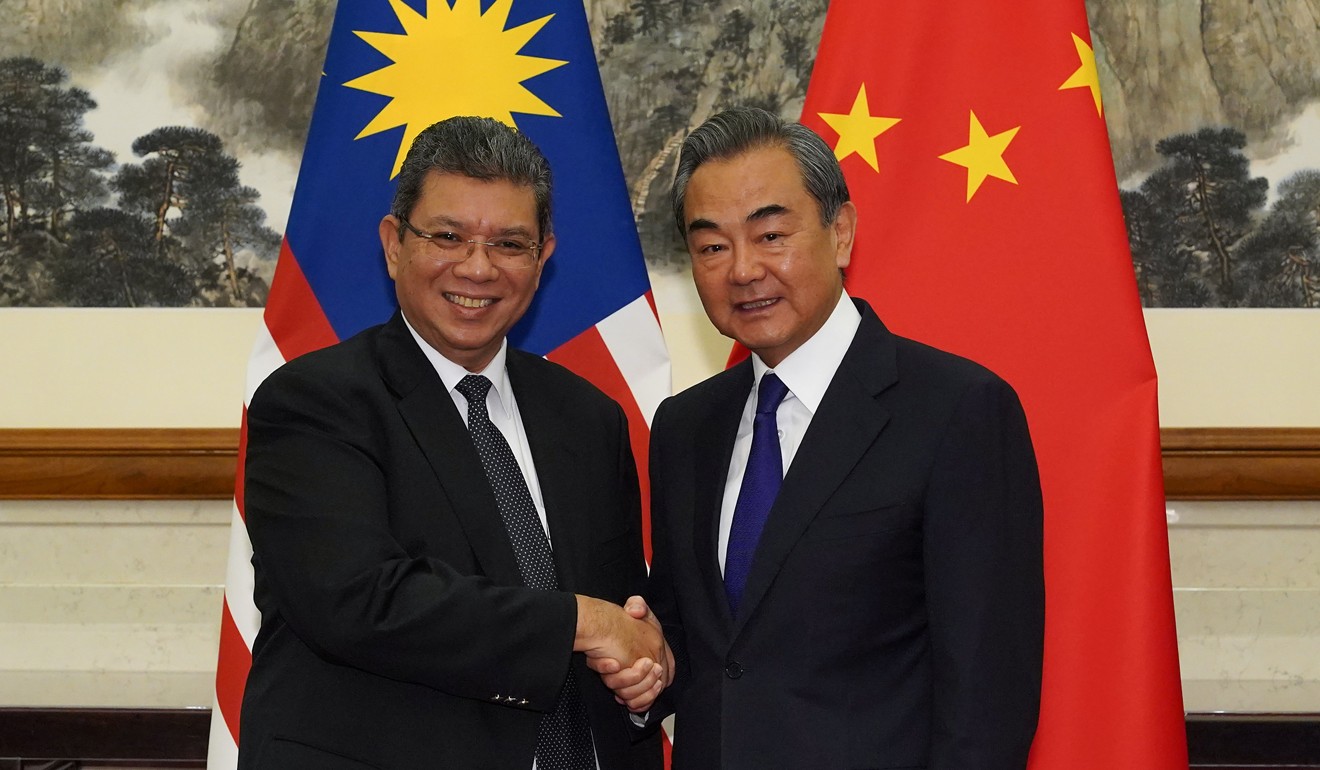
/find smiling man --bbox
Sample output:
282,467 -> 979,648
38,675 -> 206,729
238,117 -> 665,770
606,107 -> 1045,769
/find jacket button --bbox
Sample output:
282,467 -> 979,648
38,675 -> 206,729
725,661 -> 743,679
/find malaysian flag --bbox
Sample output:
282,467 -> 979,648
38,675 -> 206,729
206,0 -> 670,764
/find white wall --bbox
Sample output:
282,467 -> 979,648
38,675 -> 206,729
4,274 -> 1320,428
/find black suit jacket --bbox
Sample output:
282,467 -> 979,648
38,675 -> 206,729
238,312 -> 661,770
646,299 -> 1044,769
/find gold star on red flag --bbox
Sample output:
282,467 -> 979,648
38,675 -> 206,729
818,83 -> 901,172
798,5 -> 1190,766
938,110 -> 1020,202
1060,33 -> 1103,116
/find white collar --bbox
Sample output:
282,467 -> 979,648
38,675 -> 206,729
751,291 -> 861,413
401,314 -> 514,419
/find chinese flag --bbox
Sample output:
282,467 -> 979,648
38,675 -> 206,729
803,2 -> 1187,767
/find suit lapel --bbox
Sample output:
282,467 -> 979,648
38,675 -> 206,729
732,306 -> 898,638
506,352 -> 589,593
692,363 -> 753,633
376,314 -> 525,588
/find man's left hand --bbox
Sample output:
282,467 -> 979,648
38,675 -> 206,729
585,596 -> 674,713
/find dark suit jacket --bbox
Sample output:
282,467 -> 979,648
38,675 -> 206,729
646,299 -> 1044,770
238,312 -> 661,770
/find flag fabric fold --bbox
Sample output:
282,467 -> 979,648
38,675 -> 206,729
802,2 -> 1186,767
207,0 -> 669,764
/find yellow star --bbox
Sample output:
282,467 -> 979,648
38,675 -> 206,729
1060,32 -> 1102,116
344,0 -> 566,178
938,111 -> 1020,202
818,84 -> 901,172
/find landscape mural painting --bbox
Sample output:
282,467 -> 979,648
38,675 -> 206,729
1,0 -> 1317,308
0,0 -> 320,307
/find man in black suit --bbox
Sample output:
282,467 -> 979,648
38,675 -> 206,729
238,117 -> 665,770
602,107 -> 1044,768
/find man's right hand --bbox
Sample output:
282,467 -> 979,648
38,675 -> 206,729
574,595 -> 673,712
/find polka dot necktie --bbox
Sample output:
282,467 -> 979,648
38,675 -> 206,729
725,373 -> 790,616
455,375 -> 594,770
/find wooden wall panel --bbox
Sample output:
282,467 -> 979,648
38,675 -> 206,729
1,428 -> 1319,500
0,429 -> 238,500
1162,428 -> 1320,500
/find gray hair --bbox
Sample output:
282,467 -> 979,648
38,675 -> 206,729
671,107 -> 850,234
391,116 -> 553,240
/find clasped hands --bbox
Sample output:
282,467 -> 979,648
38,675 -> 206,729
574,595 -> 673,713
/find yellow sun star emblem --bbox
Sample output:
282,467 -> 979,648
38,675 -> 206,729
344,0 -> 568,178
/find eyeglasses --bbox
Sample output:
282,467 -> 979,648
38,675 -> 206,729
398,216 -> 541,270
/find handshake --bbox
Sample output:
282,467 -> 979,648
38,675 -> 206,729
573,595 -> 674,713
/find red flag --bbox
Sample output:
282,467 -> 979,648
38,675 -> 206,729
803,2 -> 1185,767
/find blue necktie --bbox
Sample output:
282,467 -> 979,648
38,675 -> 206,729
725,373 -> 790,615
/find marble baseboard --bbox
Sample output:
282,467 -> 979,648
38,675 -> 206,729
0,500 -> 230,585
0,670 -> 214,708
1184,677 -> 1320,713
0,621 -> 220,672
0,585 -> 221,624
1168,500 -> 1320,589
1175,587 -> 1320,639
0,501 -> 226,710
1169,500 -> 1320,713
2,499 -> 1320,717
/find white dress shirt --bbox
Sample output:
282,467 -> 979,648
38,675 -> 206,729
403,318 -> 551,538
718,292 -> 862,573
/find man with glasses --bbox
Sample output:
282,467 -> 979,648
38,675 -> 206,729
238,117 -> 666,770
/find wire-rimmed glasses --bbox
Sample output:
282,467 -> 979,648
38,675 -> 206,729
399,216 -> 541,270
